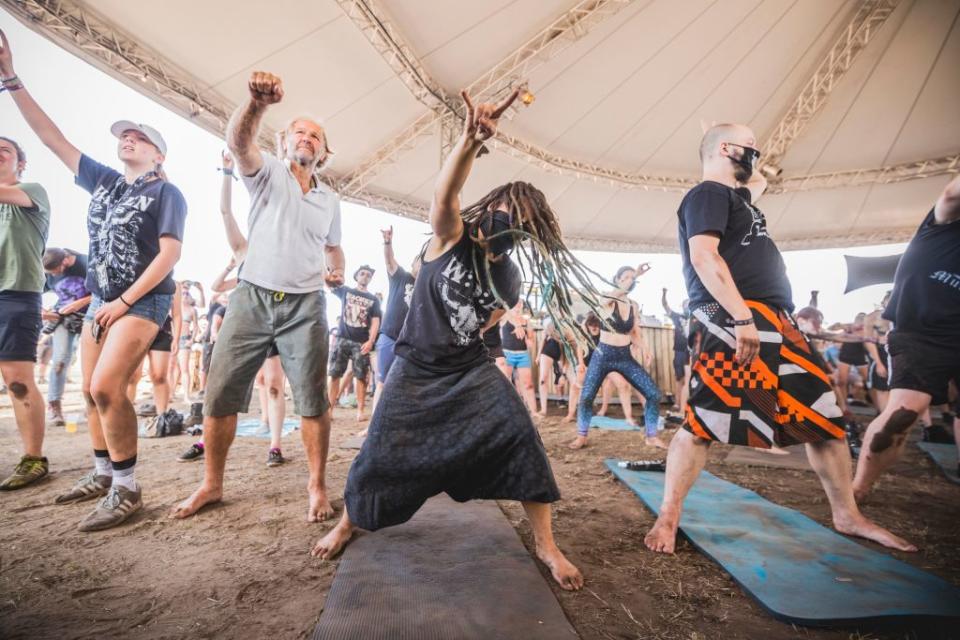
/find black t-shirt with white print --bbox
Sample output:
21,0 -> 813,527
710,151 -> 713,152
677,180 -> 792,312
395,229 -> 521,373
381,266 -> 416,340
334,286 -> 382,343
75,155 -> 187,301
883,208 -> 960,341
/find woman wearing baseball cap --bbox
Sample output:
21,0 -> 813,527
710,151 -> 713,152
1,29 -> 188,532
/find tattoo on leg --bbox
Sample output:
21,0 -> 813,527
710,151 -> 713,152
870,407 -> 918,453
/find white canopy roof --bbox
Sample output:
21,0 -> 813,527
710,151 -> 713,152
6,0 -> 958,250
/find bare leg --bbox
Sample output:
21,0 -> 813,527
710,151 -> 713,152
328,376 -> 342,411
126,356 -> 144,404
496,357 -> 510,379
301,413 -> 334,521
89,318 -> 157,462
178,348 -> 193,403
564,369 -> 581,423
645,429 -> 710,553
522,501 -> 584,590
807,438 -> 916,551
0,362 -> 45,457
169,414 -> 236,518
853,389 -> 931,501
836,363 -> 851,413
311,510 -> 356,559
598,377 -> 612,416
80,325 -> 108,452
148,351 -> 171,414
262,357 -> 286,450
356,378 -> 368,422
516,367 -> 538,416
537,355 -> 553,416
679,364 -> 691,411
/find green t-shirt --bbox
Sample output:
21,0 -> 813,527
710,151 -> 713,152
0,182 -> 51,293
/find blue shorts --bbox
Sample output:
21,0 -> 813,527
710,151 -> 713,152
376,333 -> 398,383
0,291 -> 41,362
503,349 -> 531,369
84,293 -> 174,328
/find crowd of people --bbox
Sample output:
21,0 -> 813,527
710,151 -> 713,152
1,25 -> 958,591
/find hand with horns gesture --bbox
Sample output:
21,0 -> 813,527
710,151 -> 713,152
460,88 -> 521,143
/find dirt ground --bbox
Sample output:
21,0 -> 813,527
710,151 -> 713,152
1,384 -> 958,640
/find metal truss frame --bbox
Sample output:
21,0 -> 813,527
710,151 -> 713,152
760,0 -> 901,168
3,0 -> 947,253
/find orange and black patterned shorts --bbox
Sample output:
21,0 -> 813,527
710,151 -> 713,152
684,301 -> 845,449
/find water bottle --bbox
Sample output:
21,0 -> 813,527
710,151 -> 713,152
618,459 -> 666,472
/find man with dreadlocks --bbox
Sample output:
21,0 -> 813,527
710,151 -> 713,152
312,88 -> 597,592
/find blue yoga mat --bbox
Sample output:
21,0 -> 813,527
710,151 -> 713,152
606,459 -> 960,626
590,416 -> 640,431
236,418 -> 298,439
917,442 -> 960,485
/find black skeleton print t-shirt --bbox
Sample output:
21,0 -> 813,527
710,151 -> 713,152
395,229 -> 521,372
381,266 -> 416,340
883,208 -> 960,341
75,155 -> 187,301
677,181 -> 792,312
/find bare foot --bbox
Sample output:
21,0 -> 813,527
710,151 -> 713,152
311,521 -> 355,559
561,414 -> 575,424
355,412 -> 368,423
307,488 -> 335,523
644,510 -> 680,554
624,418 -> 638,427
645,435 -> 668,450
536,545 -> 584,591
355,428 -> 368,438
535,410 -> 548,419
834,513 -> 917,552
169,485 -> 222,519
568,435 -> 589,450
597,406 -> 608,417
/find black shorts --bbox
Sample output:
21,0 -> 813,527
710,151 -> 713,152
0,291 -> 41,362
540,338 -> 562,362
839,341 -> 868,367
888,331 -> 960,406
149,317 -> 173,352
673,349 -> 690,380
867,344 -> 889,392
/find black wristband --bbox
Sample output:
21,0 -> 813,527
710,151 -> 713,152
383,241 -> 391,245
732,317 -> 754,326
1,75 -> 19,84
119,294 -> 133,308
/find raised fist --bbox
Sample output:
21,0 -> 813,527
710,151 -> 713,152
248,71 -> 284,105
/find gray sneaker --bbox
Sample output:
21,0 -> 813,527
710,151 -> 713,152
55,471 -> 112,504
77,484 -> 142,532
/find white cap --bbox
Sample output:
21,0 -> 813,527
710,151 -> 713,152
110,121 -> 167,156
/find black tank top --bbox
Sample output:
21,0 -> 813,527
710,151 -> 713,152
605,300 -> 634,334
501,321 -> 528,351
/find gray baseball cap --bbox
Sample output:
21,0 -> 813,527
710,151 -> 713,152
110,120 -> 167,156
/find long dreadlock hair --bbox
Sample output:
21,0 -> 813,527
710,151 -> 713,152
459,181 -> 612,359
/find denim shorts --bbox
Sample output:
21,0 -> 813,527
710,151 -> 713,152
84,293 -> 174,328
503,349 -> 531,369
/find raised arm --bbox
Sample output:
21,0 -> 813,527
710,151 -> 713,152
688,234 -> 760,366
661,288 -> 673,315
219,151 -> 248,260
226,72 -> 284,177
0,29 -> 81,174
381,226 -> 399,275
934,174 -> 960,224
211,258 -> 239,293
429,89 -> 520,251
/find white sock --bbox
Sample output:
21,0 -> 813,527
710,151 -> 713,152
93,454 -> 112,477
111,466 -> 137,491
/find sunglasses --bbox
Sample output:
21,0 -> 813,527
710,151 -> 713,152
724,142 -> 761,167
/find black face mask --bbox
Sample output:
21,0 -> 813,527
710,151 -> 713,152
480,210 -> 515,257
727,143 -> 760,183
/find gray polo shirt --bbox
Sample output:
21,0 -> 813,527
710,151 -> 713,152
240,152 -> 342,293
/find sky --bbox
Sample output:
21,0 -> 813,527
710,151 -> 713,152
0,12 -> 909,326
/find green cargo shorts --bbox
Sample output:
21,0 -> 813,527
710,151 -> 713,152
204,281 -> 329,417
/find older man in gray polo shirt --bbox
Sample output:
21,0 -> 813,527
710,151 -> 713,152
172,71 -> 345,523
